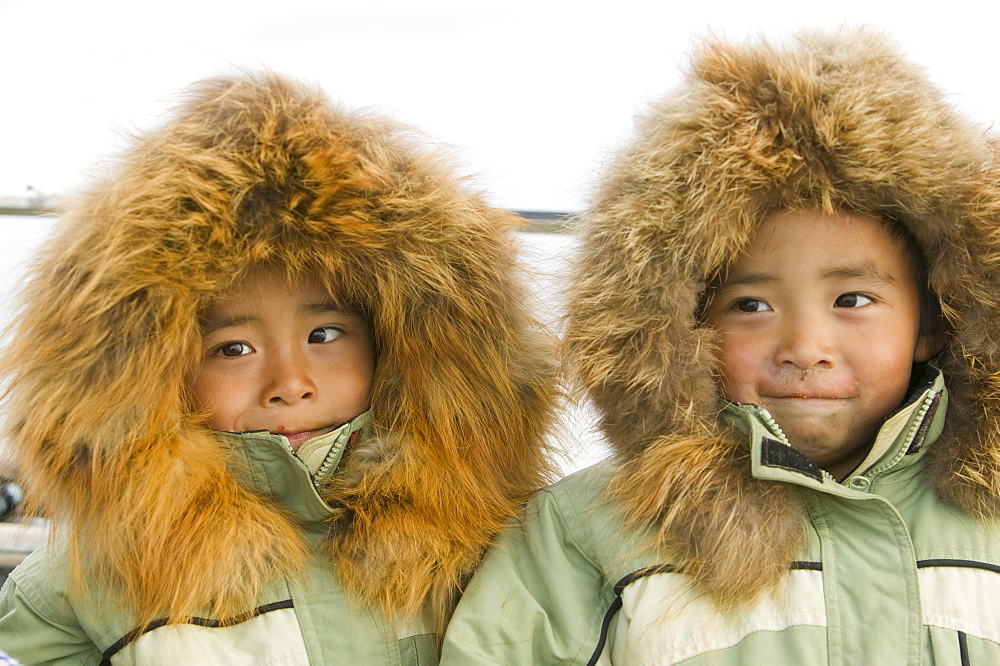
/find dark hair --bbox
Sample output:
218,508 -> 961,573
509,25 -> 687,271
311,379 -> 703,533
879,214 -> 943,339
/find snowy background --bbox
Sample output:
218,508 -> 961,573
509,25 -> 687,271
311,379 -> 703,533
2,0 -> 999,474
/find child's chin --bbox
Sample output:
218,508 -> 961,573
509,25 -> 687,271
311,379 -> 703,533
784,429 -> 871,472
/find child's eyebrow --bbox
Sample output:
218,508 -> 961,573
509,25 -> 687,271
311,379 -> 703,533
199,301 -> 360,335
302,301 -> 358,317
716,272 -> 775,288
719,262 -> 898,289
822,261 -> 898,285
201,314 -> 258,335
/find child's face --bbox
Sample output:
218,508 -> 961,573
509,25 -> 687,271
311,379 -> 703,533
702,210 -> 939,479
189,266 -> 375,451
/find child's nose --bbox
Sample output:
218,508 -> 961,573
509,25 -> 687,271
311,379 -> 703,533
774,321 -> 836,371
263,351 -> 316,405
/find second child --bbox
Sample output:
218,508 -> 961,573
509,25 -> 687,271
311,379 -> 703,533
443,30 -> 1000,664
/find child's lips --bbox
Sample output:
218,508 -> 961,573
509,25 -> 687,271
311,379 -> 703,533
767,393 -> 850,400
274,424 -> 338,450
761,382 -> 857,402
761,393 -> 853,414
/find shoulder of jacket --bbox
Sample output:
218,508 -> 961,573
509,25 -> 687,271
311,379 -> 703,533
541,461 -> 614,507
4,541 -> 81,626
532,461 -> 628,548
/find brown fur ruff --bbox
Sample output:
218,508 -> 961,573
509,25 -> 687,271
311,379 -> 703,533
564,29 -> 1000,608
1,73 -> 557,631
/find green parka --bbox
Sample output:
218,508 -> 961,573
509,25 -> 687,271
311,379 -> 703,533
1,418 -> 446,664
444,369 -> 1000,663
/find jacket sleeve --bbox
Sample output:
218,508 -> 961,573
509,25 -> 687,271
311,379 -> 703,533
440,485 -> 613,665
0,565 -> 102,665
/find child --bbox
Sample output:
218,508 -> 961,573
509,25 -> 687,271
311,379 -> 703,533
0,72 -> 556,663
441,30 -> 1000,664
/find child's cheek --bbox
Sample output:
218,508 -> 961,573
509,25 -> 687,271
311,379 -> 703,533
713,333 -> 762,404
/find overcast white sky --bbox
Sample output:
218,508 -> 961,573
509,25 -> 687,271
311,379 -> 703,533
0,0 -> 997,471
1,0 -> 997,212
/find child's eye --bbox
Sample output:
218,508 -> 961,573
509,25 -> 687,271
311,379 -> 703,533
834,293 -> 874,308
216,341 -> 253,357
308,326 -> 343,344
733,298 -> 771,313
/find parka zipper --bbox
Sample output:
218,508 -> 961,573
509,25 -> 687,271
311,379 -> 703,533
858,390 -> 937,485
313,442 -> 343,489
757,407 -> 790,446
755,405 -> 838,483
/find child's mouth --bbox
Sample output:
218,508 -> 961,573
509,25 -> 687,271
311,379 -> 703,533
274,425 -> 338,450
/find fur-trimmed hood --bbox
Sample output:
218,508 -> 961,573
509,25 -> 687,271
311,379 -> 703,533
2,72 -> 556,629
565,29 -> 1000,606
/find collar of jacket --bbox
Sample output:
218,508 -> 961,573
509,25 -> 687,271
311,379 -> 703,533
723,365 -> 946,496
217,412 -> 371,524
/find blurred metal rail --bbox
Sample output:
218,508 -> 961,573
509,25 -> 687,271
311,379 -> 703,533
0,196 -> 572,233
